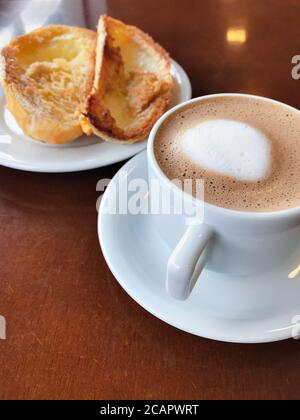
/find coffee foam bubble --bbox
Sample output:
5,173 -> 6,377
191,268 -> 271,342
181,119 -> 271,181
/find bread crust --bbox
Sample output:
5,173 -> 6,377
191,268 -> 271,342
81,15 -> 173,144
1,26 -> 97,144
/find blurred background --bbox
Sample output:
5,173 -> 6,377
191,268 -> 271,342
1,0 -> 299,107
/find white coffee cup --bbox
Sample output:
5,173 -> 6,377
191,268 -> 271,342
147,94 -> 300,301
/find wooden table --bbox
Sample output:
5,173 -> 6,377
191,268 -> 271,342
1,0 -> 300,400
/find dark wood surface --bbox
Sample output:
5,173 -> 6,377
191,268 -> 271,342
1,0 -> 300,400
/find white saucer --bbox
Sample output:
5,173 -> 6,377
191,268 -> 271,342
98,151 -> 300,344
0,60 -> 191,173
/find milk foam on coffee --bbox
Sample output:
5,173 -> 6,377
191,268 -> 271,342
181,119 -> 271,181
154,96 -> 300,212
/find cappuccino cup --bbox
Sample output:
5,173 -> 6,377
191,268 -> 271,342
147,94 -> 300,300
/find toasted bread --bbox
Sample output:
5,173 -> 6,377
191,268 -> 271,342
1,25 -> 97,144
81,16 -> 173,144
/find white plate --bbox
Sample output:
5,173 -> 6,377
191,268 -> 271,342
0,60 -> 191,173
98,151 -> 300,344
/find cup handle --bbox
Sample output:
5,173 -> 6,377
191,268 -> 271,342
167,224 -> 213,301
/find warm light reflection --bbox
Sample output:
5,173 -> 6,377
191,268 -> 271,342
227,28 -> 247,44
288,264 -> 300,279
